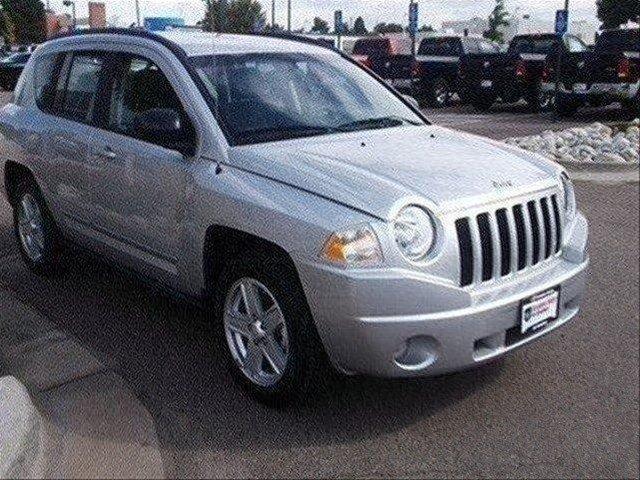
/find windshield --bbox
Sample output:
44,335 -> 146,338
508,36 -> 557,54
595,29 -> 639,52
192,52 -> 425,146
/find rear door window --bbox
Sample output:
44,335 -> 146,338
60,53 -> 107,124
34,53 -> 64,113
418,38 -> 462,56
352,39 -> 391,56
595,29 -> 640,52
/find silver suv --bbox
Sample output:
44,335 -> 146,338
0,30 -> 588,402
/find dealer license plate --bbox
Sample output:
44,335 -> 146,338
574,83 -> 588,93
520,289 -> 559,335
481,79 -> 493,88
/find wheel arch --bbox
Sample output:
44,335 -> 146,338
3,161 -> 35,205
202,224 -> 305,299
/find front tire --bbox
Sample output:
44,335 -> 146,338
216,248 -> 327,405
12,177 -> 65,274
526,82 -> 554,112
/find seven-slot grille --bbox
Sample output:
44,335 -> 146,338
455,193 -> 563,287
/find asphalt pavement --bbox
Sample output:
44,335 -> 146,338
0,94 -> 638,478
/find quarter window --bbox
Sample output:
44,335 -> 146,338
61,53 -> 106,123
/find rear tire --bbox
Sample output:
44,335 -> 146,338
470,91 -> 496,112
525,82 -> 553,112
12,177 -> 65,275
215,247 -> 328,405
425,78 -> 451,108
555,94 -> 579,117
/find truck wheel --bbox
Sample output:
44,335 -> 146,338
555,94 -> 579,117
470,93 -> 495,112
526,83 -> 553,112
216,248 -> 328,405
425,78 -> 451,108
621,95 -> 640,116
12,177 -> 65,275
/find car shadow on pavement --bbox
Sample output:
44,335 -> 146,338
0,225 -> 506,458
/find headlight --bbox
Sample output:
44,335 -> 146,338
393,206 -> 436,262
561,172 -> 576,224
321,224 -> 383,268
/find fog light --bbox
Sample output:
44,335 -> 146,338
393,336 -> 440,371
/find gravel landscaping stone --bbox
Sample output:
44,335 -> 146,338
504,119 -> 639,165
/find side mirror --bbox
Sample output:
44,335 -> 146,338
403,94 -> 421,110
133,108 -> 193,155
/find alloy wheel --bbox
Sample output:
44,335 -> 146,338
17,193 -> 45,262
223,278 -> 290,387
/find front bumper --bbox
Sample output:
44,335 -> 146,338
296,213 -> 589,378
542,81 -> 639,101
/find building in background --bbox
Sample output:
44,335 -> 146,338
144,17 -> 186,32
88,2 -> 106,29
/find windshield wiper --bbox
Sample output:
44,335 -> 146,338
238,125 -> 335,143
336,115 -> 421,133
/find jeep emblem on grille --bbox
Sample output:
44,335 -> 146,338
492,180 -> 514,189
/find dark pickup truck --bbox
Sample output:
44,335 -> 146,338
351,35 -> 500,108
413,36 -> 500,107
462,33 -> 589,112
543,28 -> 640,116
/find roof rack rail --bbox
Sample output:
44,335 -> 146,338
248,31 -> 337,50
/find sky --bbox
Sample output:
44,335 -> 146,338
44,0 -> 599,31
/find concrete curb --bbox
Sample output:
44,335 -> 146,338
558,160 -> 639,174
0,376 -> 45,479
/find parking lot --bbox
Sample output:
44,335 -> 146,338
0,92 -> 638,478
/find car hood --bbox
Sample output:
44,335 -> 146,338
227,125 -> 562,221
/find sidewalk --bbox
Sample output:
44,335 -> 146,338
0,284 -> 165,478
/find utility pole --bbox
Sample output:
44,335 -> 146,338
63,0 -> 76,28
272,0 -> 276,28
135,0 -> 141,27
287,0 -> 291,32
553,0 -> 570,120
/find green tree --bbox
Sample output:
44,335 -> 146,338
310,17 -> 329,34
419,24 -> 434,32
0,9 -> 15,46
352,16 -> 368,35
597,0 -> 639,29
201,0 -> 266,33
0,0 -> 46,44
373,22 -> 404,34
483,0 -> 509,44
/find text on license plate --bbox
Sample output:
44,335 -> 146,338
574,83 -> 587,92
481,80 -> 493,88
521,289 -> 559,334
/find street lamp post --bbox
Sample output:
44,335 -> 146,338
287,0 -> 292,32
272,0 -> 276,28
62,0 -> 76,29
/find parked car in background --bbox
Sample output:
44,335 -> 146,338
543,28 -> 640,116
414,35 -> 500,107
0,52 -> 32,91
351,36 -> 415,91
463,33 -> 589,112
